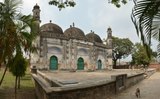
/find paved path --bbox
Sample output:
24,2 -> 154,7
112,72 -> 160,99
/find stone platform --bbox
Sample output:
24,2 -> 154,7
31,69 -> 151,99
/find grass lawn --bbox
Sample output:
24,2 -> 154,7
0,67 -> 36,99
0,67 -> 35,89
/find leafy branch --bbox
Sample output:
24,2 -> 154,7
49,0 -> 76,10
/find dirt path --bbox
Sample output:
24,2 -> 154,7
111,72 -> 160,99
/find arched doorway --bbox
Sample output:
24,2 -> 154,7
77,57 -> 84,70
97,60 -> 102,70
50,56 -> 58,70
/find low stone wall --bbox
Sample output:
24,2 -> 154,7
32,74 -> 116,99
32,71 -> 146,99
48,82 -> 116,99
149,63 -> 160,71
145,68 -> 156,78
126,73 -> 144,88
113,65 -> 129,69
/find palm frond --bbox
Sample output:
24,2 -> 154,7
131,0 -> 160,58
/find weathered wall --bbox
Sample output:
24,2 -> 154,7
33,77 -> 116,99
48,82 -> 116,99
32,72 -> 146,99
126,73 -> 144,88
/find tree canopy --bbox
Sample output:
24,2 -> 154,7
112,36 -> 133,67
131,43 -> 156,68
49,0 -> 76,10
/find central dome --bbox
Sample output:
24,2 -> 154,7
64,26 -> 86,40
40,22 -> 63,34
86,32 -> 102,43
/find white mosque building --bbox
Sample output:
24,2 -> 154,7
31,4 -> 113,71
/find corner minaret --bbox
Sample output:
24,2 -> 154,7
32,3 -> 41,22
107,27 -> 112,48
32,3 -> 41,34
106,27 -> 113,69
31,4 -> 41,64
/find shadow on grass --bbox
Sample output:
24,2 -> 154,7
21,76 -> 31,80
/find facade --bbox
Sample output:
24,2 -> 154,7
31,4 -> 113,70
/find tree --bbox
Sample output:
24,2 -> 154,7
131,0 -> 160,58
8,52 -> 28,95
112,36 -> 133,68
131,43 -> 154,69
0,0 -> 37,86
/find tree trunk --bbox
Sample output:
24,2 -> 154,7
18,76 -> 20,89
15,76 -> 18,99
29,53 -> 31,67
113,59 -> 117,69
0,63 -> 1,70
0,66 -> 7,86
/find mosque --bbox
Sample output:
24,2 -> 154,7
31,4 -> 113,71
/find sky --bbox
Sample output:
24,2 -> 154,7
21,0 -> 138,42
0,0 -> 158,61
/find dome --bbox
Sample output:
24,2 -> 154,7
33,4 -> 40,9
64,26 -> 86,40
40,21 -> 63,34
86,32 -> 102,43
108,27 -> 112,31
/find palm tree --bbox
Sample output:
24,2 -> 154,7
131,0 -> 160,57
0,0 -> 37,86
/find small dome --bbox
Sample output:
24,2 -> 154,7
64,26 -> 86,40
86,32 -> 102,43
40,22 -> 63,34
107,27 -> 112,32
33,4 -> 40,9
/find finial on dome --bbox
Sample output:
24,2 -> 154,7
72,22 -> 75,27
108,26 -> 112,30
33,3 -> 40,9
50,20 -> 52,23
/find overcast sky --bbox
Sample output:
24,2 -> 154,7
20,0 -> 138,41
0,0 -> 158,61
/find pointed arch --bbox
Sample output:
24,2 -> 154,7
97,59 -> 102,70
50,55 -> 58,70
77,57 -> 84,70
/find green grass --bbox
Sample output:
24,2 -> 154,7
0,67 -> 35,89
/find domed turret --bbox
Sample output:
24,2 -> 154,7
64,24 -> 86,40
33,3 -> 40,9
32,3 -> 41,21
86,31 -> 102,43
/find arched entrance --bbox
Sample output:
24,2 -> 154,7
97,60 -> 102,70
50,56 -> 58,70
77,57 -> 84,70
